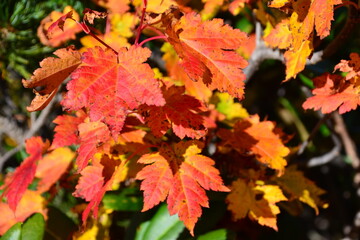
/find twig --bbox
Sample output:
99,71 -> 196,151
0,95 -> 57,171
307,133 -> 341,167
297,114 -> 331,155
243,21 -> 284,82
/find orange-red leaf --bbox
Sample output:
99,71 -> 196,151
136,141 -> 229,235
312,0 -> 342,39
73,165 -> 104,201
22,47 -> 81,112
136,152 -> 173,211
164,12 -> 248,99
77,121 -> 111,171
140,86 -> 207,139
302,73 -> 360,114
217,115 -> 289,174
2,137 -> 49,211
51,110 -> 86,149
35,147 -> 75,193
334,52 -> 360,80
62,46 -> 165,136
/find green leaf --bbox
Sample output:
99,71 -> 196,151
21,213 -> 45,240
103,188 -> 142,212
135,204 -> 185,240
197,229 -> 229,240
1,223 -> 22,240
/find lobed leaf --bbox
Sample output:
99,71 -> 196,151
62,46 -> 165,136
22,47 -> 81,112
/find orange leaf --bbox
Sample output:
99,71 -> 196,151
35,147 -> 75,193
94,0 -> 130,14
334,52 -> 360,80
302,73 -> 360,114
312,0 -> 342,39
227,178 -> 287,231
136,141 -> 229,235
22,47 -> 81,112
217,115 -> 289,174
0,190 -> 47,235
140,86 -> 207,139
264,19 -> 292,50
77,121 -> 111,171
164,12 -> 248,99
2,137 -> 49,212
37,6 -> 82,47
62,46 -> 165,136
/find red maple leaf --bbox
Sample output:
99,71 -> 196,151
76,121 -> 111,171
62,46 -> 165,136
51,110 -> 86,149
1,137 -> 49,211
136,141 -> 229,235
140,85 -> 207,139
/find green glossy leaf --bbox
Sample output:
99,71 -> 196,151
197,229 -> 228,240
103,188 -> 142,212
21,213 -> 45,240
1,223 -> 22,240
135,204 -> 185,240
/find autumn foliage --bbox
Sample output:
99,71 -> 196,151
1,0 -> 359,238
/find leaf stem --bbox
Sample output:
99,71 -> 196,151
134,0 -> 148,46
77,21 -> 118,55
138,35 -> 168,47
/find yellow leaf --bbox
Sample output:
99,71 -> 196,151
227,178 -> 287,230
284,38 -> 313,81
110,12 -> 139,38
274,165 -> 326,214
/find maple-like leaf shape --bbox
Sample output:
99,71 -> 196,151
76,121 -> 111,171
227,178 -> 287,230
51,110 -> 86,149
0,190 -> 47,235
136,152 -> 173,211
22,47 -> 81,112
37,6 -> 82,47
62,46 -> 165,136
302,73 -> 360,114
217,115 -> 289,174
1,137 -> 49,211
136,141 -> 229,235
73,165 -> 104,201
163,12 -> 248,99
35,147 -> 75,193
140,86 -> 207,139
274,165 -> 326,214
